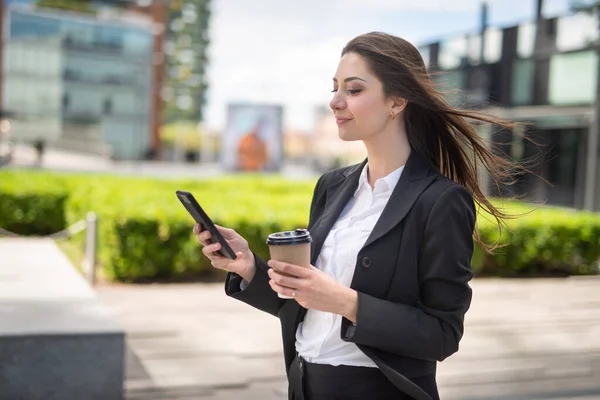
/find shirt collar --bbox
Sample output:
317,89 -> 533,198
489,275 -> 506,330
354,162 -> 405,196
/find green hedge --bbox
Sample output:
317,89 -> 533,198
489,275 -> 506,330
0,170 -> 312,281
0,174 -> 69,236
0,193 -> 67,236
1,169 -> 599,281
475,206 -> 600,276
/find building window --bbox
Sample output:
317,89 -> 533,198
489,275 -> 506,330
517,22 -> 535,58
418,45 -> 431,69
434,71 -> 465,106
512,59 -> 534,106
548,51 -> 598,105
556,12 -> 599,52
438,36 -> 468,70
483,28 -> 503,64
468,34 -> 482,65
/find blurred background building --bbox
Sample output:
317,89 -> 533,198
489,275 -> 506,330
0,0 -> 210,161
4,4 -> 154,159
418,3 -> 600,211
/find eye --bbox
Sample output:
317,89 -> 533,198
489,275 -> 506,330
331,89 -> 362,94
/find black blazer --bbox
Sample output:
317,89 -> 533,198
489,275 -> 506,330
225,151 -> 476,400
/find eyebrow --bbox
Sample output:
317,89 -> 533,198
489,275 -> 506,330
332,77 -> 367,83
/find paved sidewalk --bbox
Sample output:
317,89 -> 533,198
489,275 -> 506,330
7,144 -> 319,181
95,277 -> 600,400
2,238 -> 598,399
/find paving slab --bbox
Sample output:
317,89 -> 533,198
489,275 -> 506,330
94,276 -> 600,400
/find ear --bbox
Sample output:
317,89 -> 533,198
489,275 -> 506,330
390,97 -> 408,115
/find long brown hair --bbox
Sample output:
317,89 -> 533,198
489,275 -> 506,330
342,32 -> 527,253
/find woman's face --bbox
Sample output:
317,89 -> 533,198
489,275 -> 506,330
329,52 -> 394,142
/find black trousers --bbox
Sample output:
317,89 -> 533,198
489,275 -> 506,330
288,356 -> 440,400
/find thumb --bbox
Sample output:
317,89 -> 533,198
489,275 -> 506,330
215,224 -> 235,238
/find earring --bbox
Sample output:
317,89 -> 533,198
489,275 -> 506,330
390,112 -> 395,120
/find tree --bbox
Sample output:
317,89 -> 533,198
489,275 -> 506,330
163,0 -> 211,124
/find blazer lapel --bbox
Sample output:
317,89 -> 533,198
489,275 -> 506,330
310,159 -> 366,265
362,152 -> 437,249
296,160 -> 366,329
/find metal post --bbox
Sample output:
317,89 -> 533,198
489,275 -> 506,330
585,7 -> 600,211
85,212 -> 98,285
480,2 -> 488,63
585,114 -> 599,211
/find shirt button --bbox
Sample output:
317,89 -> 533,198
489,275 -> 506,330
361,257 -> 372,268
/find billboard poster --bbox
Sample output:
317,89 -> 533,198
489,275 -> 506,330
222,103 -> 283,172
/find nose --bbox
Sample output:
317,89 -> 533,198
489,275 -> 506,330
329,92 -> 346,113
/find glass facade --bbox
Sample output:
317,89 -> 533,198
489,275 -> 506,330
4,8 -> 154,159
467,34 -> 482,65
64,52 -> 149,89
418,11 -> 600,209
4,0 -> 35,5
548,51 -> 598,105
437,36 -> 468,70
9,10 -> 152,57
420,12 -> 600,109
483,28 -> 502,64
556,12 -> 599,52
517,22 -> 536,59
511,59 -> 534,105
433,71 -> 465,106
417,45 -> 431,69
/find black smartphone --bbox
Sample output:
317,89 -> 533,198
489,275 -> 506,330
176,190 -> 237,260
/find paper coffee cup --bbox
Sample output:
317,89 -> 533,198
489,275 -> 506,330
267,229 -> 312,299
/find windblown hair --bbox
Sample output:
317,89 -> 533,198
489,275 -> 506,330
343,32 -> 528,253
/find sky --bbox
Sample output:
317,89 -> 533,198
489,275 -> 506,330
204,0 -> 573,131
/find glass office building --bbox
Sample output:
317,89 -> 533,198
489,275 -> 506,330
3,5 -> 154,159
419,11 -> 600,211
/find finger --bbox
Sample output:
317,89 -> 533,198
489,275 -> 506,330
268,269 -> 301,289
193,224 -> 202,235
197,234 -> 207,246
201,242 -> 222,257
268,260 -> 310,278
211,252 -> 244,271
214,225 -> 235,238
210,260 -> 229,270
197,232 -> 212,247
269,279 -> 297,298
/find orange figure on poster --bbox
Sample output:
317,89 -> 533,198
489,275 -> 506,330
236,119 -> 269,171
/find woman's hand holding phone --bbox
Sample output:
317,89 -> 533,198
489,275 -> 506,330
194,224 -> 256,283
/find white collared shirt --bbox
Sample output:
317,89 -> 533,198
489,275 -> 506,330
295,162 -> 405,367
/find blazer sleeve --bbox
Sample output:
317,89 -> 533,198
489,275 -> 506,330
341,184 -> 476,361
224,174 -> 326,317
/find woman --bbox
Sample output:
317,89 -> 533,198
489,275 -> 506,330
194,32 -> 518,400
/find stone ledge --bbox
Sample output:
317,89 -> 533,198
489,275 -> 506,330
0,238 -> 125,400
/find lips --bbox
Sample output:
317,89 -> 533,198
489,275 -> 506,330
336,118 -> 353,125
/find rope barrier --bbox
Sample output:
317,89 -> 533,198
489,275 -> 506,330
0,219 -> 88,241
0,212 -> 98,285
